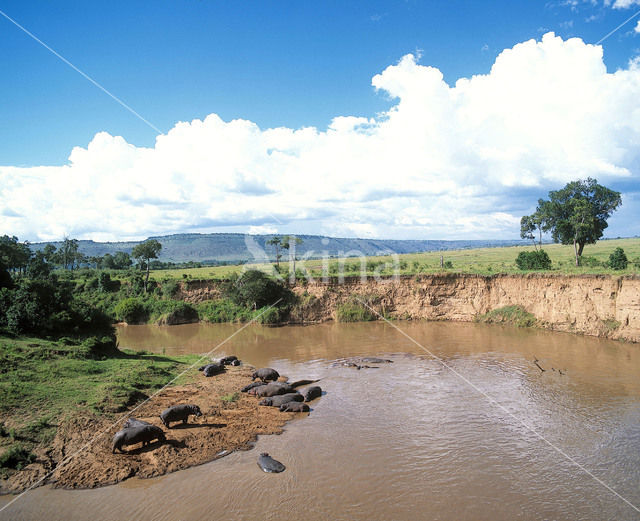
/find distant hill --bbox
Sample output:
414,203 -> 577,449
31,233 -> 526,263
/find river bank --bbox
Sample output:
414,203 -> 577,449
0,362 -> 293,493
179,273 -> 640,343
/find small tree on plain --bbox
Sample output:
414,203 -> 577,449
131,239 -> 162,293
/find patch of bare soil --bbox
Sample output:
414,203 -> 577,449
1,366 -> 297,492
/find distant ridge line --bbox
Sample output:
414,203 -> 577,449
30,232 -> 526,264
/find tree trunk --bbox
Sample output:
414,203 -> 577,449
144,260 -> 150,293
577,242 -> 585,257
573,239 -> 579,267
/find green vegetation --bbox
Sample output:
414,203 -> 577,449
220,392 -> 240,403
0,336 -> 201,477
608,247 -> 628,270
336,295 -> 381,322
476,305 -> 537,328
515,250 -> 552,270
522,178 -> 622,267
131,239 -> 163,293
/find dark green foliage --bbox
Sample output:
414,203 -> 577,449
0,444 -> 35,472
150,300 -> 198,325
224,270 -> 294,309
113,297 -> 149,324
536,178 -> 621,265
161,279 -> 181,298
608,247 -> 628,270
197,299 -> 255,323
443,260 -> 454,269
515,250 -> 552,270
26,251 -> 52,279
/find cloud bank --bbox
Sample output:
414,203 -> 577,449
1,33 -> 639,241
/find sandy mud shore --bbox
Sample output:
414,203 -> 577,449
1,366 -> 295,493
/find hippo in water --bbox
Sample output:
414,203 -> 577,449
123,417 -> 151,429
251,383 -> 293,398
112,425 -> 166,453
241,381 -> 266,393
200,363 -> 224,377
259,393 -> 303,407
160,404 -> 202,428
257,453 -> 286,473
279,402 -> 310,413
252,368 -> 280,382
304,386 -> 322,402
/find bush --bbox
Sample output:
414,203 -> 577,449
443,260 -> 453,269
515,250 -> 552,270
336,296 -> 378,322
0,444 -> 35,471
223,270 -> 294,309
151,300 -> 198,325
608,247 -> 628,270
161,280 -> 181,298
113,297 -> 149,324
476,305 -> 537,327
197,299 -> 253,323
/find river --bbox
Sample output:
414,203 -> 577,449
2,321 -> 639,520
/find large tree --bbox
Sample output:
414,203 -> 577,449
131,239 -> 162,292
536,178 -> 621,266
281,235 -> 303,278
59,237 -> 79,270
266,237 -> 283,267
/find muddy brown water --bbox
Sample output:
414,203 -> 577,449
2,321 -> 640,520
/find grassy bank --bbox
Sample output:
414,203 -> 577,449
145,238 -> 640,280
0,335 -> 201,478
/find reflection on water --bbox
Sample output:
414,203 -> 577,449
2,321 -> 639,521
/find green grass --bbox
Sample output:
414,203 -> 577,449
220,392 -> 240,403
476,305 -> 537,328
138,238 -> 640,280
0,336 -> 202,474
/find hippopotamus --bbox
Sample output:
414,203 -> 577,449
304,386 -> 322,402
219,355 -> 239,365
200,363 -> 224,377
259,393 -> 303,407
252,368 -> 280,382
160,404 -> 202,428
360,357 -> 393,364
241,381 -> 266,393
112,425 -> 166,453
279,402 -> 310,413
257,452 -> 286,473
230,359 -> 241,366
251,382 -> 293,397
123,417 -> 151,429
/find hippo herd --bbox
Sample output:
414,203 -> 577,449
111,355 -> 322,472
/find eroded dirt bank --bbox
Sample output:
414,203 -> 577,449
1,366 -> 294,493
182,274 -> 640,342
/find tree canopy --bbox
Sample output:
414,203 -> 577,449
523,178 -> 621,266
131,239 -> 162,292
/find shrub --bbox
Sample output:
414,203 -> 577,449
515,250 -> 552,270
0,444 -> 35,471
151,300 -> 198,325
443,260 -> 453,269
336,296 -> 380,322
161,280 -> 181,298
608,247 -> 628,270
197,299 -> 253,323
476,305 -> 536,327
223,270 -> 294,309
113,297 -> 148,324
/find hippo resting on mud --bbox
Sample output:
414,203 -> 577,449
123,418 -> 151,429
241,381 -> 266,393
304,386 -> 322,402
160,404 -> 202,428
257,453 -> 286,473
199,363 -> 224,377
279,402 -> 310,413
259,393 -> 303,407
112,425 -> 166,453
252,368 -> 280,382
219,355 -> 240,365
250,382 -> 294,398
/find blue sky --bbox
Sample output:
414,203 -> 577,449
1,1 -> 640,241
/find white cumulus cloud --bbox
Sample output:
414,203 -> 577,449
1,32 -> 639,242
